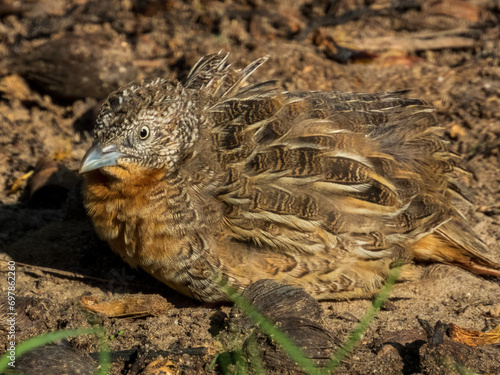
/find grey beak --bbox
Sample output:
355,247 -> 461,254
79,142 -> 127,174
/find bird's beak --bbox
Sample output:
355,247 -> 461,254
79,141 -> 127,174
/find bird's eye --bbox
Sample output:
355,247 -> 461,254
139,126 -> 150,140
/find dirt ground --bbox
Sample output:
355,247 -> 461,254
0,0 -> 499,374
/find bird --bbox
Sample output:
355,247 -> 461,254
80,53 -> 500,303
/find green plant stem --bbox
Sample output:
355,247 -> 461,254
321,263 -> 402,373
219,261 -> 401,375
0,327 -> 109,374
246,334 -> 265,375
221,282 -> 322,375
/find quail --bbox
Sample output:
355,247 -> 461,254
80,53 -> 500,302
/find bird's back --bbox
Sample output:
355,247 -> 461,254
187,54 -> 500,291
205,81 -> 450,257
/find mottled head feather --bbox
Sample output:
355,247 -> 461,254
94,78 -> 202,171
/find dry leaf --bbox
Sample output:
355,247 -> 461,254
448,323 -> 500,347
142,358 -> 179,375
9,170 -> 34,194
81,294 -> 172,318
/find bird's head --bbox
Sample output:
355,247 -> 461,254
80,78 -> 201,175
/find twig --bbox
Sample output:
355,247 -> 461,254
0,260 -> 164,290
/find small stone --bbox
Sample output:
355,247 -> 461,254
489,303 -> 500,318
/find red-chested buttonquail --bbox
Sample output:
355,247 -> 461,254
80,53 -> 500,302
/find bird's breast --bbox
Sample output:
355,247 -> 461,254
82,167 -> 191,266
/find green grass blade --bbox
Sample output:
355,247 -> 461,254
218,262 -> 401,375
0,327 -> 108,374
95,327 -> 111,375
246,334 -> 265,375
321,263 -> 402,373
220,281 -> 322,375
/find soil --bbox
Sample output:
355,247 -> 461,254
0,0 -> 499,374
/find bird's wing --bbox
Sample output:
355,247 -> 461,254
210,89 -> 461,259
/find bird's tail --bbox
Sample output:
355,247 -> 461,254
411,217 -> 500,278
